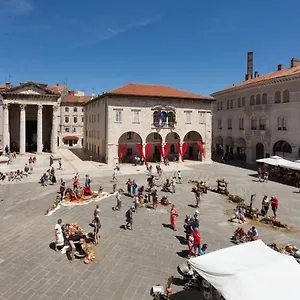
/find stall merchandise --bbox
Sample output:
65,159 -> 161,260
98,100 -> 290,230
189,240 -> 300,300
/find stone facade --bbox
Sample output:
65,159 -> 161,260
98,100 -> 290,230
84,87 -> 213,165
211,58 -> 300,164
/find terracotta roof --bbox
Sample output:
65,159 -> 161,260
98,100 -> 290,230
106,83 -> 213,100
47,85 -> 67,93
0,85 -> 8,90
213,65 -> 300,95
61,94 -> 92,104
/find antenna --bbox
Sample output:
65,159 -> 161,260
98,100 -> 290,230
92,88 -> 95,95
63,78 -> 68,86
8,74 -> 12,83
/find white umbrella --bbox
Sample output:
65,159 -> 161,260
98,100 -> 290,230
256,156 -> 290,166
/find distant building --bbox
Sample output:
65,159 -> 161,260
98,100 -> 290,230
83,83 -> 214,165
58,90 -> 91,148
211,52 -> 300,164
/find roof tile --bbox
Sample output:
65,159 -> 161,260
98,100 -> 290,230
107,83 -> 213,100
61,95 -> 92,104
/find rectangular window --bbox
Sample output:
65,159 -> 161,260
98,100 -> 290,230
228,119 -> 232,130
220,102 -> 223,110
82,107 -> 84,112
82,116 -> 84,122
239,118 -> 244,130
259,118 -> 266,130
238,98 -> 241,108
242,97 -> 245,107
230,99 -> 233,109
73,128 -> 76,133
218,119 -> 222,129
97,114 -> 100,123
251,119 -> 257,130
278,117 -> 287,130
74,116 -> 78,123
65,107 -> 69,112
114,109 -> 122,122
198,111 -> 206,124
185,111 -> 192,123
132,110 -> 140,123
74,107 -> 77,112
217,102 -> 219,111
65,116 -> 69,123
65,127 -> 69,133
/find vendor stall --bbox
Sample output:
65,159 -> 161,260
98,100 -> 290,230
189,240 -> 300,300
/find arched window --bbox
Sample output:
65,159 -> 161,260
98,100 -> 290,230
250,95 -> 255,105
256,94 -> 261,105
167,111 -> 174,126
153,111 -> 159,124
161,111 -> 167,124
259,116 -> 266,130
275,91 -> 281,103
251,117 -> 257,130
262,93 -> 268,104
283,89 -> 290,103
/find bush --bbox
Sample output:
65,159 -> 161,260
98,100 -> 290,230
228,194 -> 244,203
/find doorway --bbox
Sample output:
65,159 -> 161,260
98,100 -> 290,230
188,146 -> 193,159
26,120 -> 37,152
256,143 -> 264,159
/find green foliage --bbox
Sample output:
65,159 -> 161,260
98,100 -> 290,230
228,194 -> 244,204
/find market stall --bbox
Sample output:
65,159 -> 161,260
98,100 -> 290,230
189,240 -> 300,300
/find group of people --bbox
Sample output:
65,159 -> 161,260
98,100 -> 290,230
261,195 -> 279,217
231,226 -> 259,244
40,166 -> 57,186
258,167 -> 269,183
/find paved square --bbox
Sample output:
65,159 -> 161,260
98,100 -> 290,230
1,158 -> 300,300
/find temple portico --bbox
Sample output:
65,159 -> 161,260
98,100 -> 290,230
0,81 -> 61,154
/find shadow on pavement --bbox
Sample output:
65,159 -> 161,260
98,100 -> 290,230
170,289 -> 203,299
175,235 -> 187,245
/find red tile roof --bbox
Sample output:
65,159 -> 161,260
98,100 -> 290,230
106,83 -> 213,100
213,65 -> 300,95
61,94 -> 92,104
0,85 -> 8,90
47,85 -> 67,93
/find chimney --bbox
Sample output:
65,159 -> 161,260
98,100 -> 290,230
5,82 -> 11,88
278,64 -> 283,71
291,58 -> 300,68
254,71 -> 259,78
246,52 -> 253,80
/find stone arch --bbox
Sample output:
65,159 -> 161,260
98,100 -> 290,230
145,132 -> 163,162
118,131 -> 143,163
262,93 -> 268,104
183,130 -> 203,161
165,132 -> 180,161
273,140 -> 292,158
256,143 -> 264,160
223,136 -> 234,160
283,89 -> 290,103
250,95 -> 255,105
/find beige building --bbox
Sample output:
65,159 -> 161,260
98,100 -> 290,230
58,91 -> 91,148
83,83 -> 214,165
211,52 -> 300,164
0,81 -> 65,154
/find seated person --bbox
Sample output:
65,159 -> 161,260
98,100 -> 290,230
229,206 -> 245,223
200,244 -> 208,255
24,164 -> 30,175
247,226 -> 259,241
232,227 -> 247,243
98,185 -> 103,194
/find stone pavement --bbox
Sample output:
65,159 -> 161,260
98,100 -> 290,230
0,161 -> 300,300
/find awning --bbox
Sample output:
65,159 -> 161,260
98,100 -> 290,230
63,136 -> 78,141
256,155 -> 290,166
189,240 -> 300,300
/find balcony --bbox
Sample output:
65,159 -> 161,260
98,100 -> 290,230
244,129 -> 271,138
152,122 -> 175,129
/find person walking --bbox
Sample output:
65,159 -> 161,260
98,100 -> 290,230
170,205 -> 178,231
59,182 -> 66,202
132,180 -> 137,196
112,168 -> 118,182
270,196 -> 279,218
192,228 -> 201,256
177,170 -> 182,184
116,190 -> 122,210
125,207 -> 134,230
171,177 -> 176,193
126,178 -> 133,197
261,195 -> 270,216
195,188 -> 201,208
93,205 -> 101,244
55,219 -> 64,251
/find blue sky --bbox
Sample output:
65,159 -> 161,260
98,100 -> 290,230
0,0 -> 299,96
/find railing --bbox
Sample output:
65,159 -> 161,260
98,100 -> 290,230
152,122 -> 175,128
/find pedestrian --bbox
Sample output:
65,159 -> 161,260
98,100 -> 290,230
258,167 -> 262,182
73,176 -> 79,190
85,175 -> 91,187
187,231 -> 194,258
261,195 -> 270,216
132,180 -> 137,196
59,181 -> 66,202
113,183 -> 117,193
50,154 -> 53,167
171,177 -> 176,193
54,219 -> 64,251
195,188 -> 201,208
177,170 -> 182,184
93,205 -> 101,244
192,228 -> 201,256
263,171 -> 269,183
126,178 -> 132,197
125,207 -> 134,230
200,244 -> 208,255
270,196 -> 279,218
112,168 -> 117,182
58,159 -> 62,170
134,195 -> 139,213
116,190 -> 122,210
170,205 -> 178,231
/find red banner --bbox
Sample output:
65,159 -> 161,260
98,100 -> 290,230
145,143 -> 152,161
136,143 -> 145,160
118,143 -> 127,159
176,142 -> 188,161
158,143 -> 170,158
164,143 -> 170,157
158,143 -> 164,158
197,141 -> 205,158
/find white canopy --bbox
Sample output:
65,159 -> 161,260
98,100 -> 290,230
256,155 -> 290,166
279,160 -> 300,171
189,240 -> 300,300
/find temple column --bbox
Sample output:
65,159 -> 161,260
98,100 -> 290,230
2,103 -> 10,153
51,105 -> 58,154
178,142 -> 183,163
19,104 -> 26,154
37,105 -> 43,154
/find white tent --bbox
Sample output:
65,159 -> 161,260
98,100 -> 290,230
279,160 -> 300,171
189,240 -> 300,300
256,155 -> 290,166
